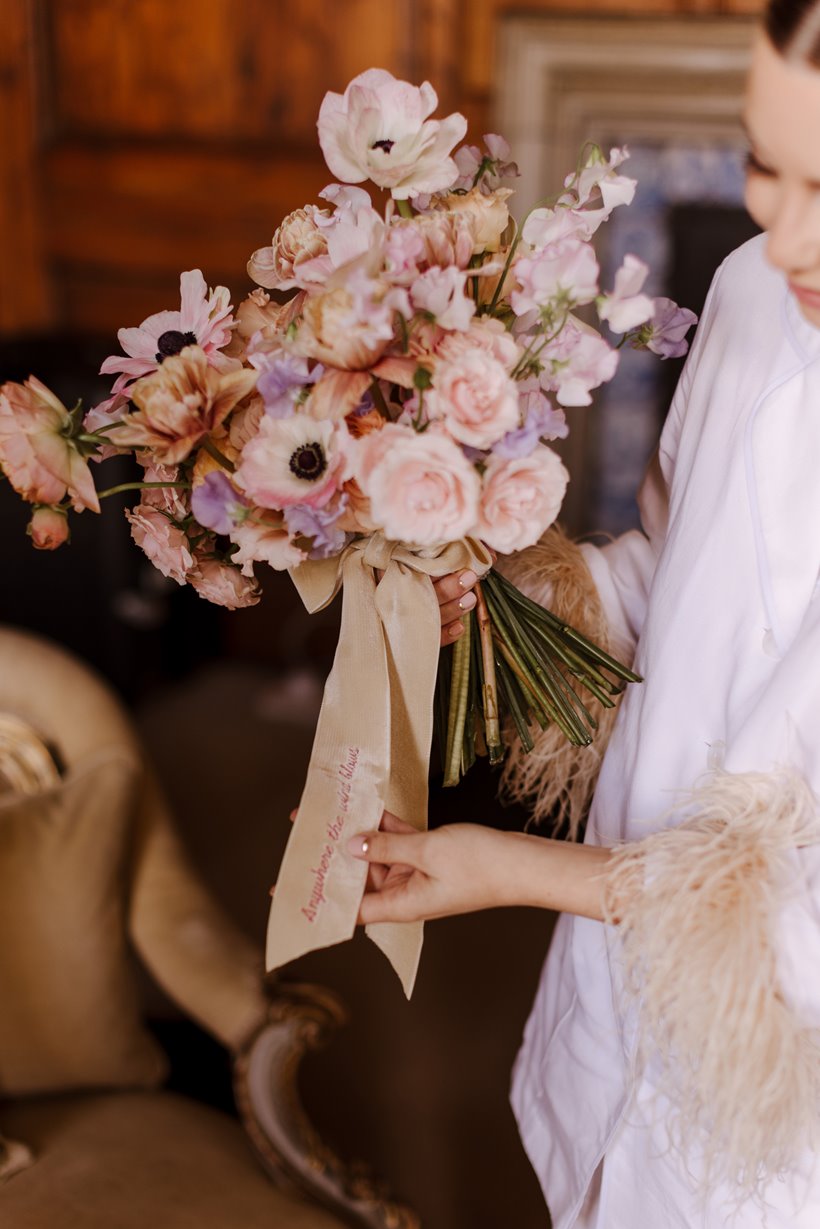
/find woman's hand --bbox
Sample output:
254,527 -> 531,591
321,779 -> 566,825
348,813 -> 614,924
348,813 -> 513,924
433,569 -> 479,646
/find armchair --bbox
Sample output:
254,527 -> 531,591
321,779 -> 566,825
0,627 -> 417,1229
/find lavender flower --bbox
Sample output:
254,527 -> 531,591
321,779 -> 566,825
285,498 -> 350,560
640,298 -> 699,359
256,353 -> 322,418
493,384 -> 568,459
191,470 -> 248,535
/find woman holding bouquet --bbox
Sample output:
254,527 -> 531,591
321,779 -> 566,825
349,4 -> 820,1225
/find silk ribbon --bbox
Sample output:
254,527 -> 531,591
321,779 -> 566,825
265,533 -> 492,997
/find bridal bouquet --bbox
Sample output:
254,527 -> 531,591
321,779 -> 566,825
0,69 -> 695,993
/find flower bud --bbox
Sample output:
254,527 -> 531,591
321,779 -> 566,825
27,506 -> 70,550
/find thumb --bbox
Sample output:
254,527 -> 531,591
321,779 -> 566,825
347,828 -> 426,868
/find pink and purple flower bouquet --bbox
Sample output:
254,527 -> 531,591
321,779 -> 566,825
0,68 -> 696,991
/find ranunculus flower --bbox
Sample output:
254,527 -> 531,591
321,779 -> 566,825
410,267 -> 475,332
598,254 -> 654,333
125,503 -> 194,584
404,211 -> 474,270
318,69 -> 467,199
537,317 -> 618,407
116,347 -> 257,464
229,510 -> 306,575
429,349 -> 519,449
0,376 -> 99,512
642,297 -> 698,359
433,186 -> 513,254
476,446 -> 569,553
27,506 -> 70,550
189,557 -> 261,608
356,422 -> 480,546
247,205 -> 330,291
100,270 -> 237,390
234,414 -> 349,510
140,461 -> 190,520
511,239 -> 600,315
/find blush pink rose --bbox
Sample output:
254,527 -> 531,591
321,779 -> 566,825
0,377 -> 99,512
356,422 -> 480,546
125,503 -> 195,584
429,349 -> 519,449
476,446 -> 569,553
435,317 -> 521,369
27,506 -> 70,550
189,558 -> 261,609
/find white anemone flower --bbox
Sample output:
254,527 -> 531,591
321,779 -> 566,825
318,69 -> 467,200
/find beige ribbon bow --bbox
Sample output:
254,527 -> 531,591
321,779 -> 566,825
265,533 -> 492,997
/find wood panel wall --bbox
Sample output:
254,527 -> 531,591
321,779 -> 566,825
0,0 -> 763,338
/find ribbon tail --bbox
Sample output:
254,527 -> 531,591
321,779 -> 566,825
265,554 -> 389,974
365,563 -> 442,998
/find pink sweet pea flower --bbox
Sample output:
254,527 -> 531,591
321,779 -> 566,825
511,239 -> 600,315
538,317 -> 618,408
100,270 -> 237,391
27,506 -> 70,550
318,69 -> 467,199
571,146 -> 637,224
476,445 -> 569,553
598,255 -> 654,333
355,421 -> 480,546
0,376 -> 99,512
229,509 -> 307,575
410,266 -> 475,332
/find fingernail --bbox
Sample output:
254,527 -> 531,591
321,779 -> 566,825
458,592 -> 476,612
458,570 -> 477,589
269,885 -> 276,897
347,834 -> 370,857
449,621 -> 464,638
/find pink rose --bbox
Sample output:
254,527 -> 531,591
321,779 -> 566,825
429,349 -> 519,449
476,446 -> 569,553
125,503 -> 195,584
27,506 -> 70,550
189,558 -> 261,609
356,422 -> 480,546
435,317 -> 521,368
0,377 -> 99,512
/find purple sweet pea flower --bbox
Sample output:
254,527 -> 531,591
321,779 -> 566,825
191,470 -> 249,535
285,497 -> 350,560
256,353 -> 323,418
493,384 -> 568,459
642,298 -> 698,359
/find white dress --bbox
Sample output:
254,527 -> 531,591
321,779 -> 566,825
511,234 -> 820,1228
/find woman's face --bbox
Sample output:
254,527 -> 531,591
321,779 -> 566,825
745,31 -> 820,327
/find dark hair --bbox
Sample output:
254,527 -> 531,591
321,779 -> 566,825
766,0 -> 820,66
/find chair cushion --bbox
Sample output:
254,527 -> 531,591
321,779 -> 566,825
0,752 -> 166,1094
0,1091 -> 348,1228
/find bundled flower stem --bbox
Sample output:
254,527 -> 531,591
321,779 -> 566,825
438,568 -> 641,786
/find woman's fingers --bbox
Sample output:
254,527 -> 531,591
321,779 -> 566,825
347,827 -> 427,871
433,569 -> 478,607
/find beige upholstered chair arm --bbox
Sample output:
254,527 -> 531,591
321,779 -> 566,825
234,983 -> 420,1229
128,766 -> 270,1051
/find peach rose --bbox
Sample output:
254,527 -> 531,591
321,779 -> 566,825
125,503 -> 195,584
476,446 -> 569,553
356,422 -> 480,546
0,377 -> 99,512
433,186 -> 513,254
119,347 -> 257,465
27,506 -> 70,550
189,557 -> 261,608
429,349 -> 519,449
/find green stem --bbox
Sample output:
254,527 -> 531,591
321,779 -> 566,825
97,480 -> 191,500
369,379 -> 392,419
443,613 -> 473,787
202,438 -> 236,472
396,199 -> 414,219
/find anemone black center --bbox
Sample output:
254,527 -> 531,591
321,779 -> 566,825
372,139 -> 395,154
155,330 -> 198,362
289,443 -> 327,481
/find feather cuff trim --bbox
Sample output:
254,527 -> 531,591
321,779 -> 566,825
603,768 -> 820,1198
497,526 -> 622,838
